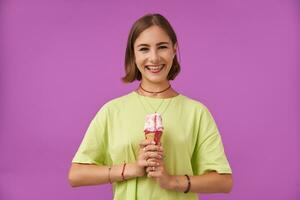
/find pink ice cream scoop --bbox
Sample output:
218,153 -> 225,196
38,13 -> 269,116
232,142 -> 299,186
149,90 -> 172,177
144,113 -> 163,144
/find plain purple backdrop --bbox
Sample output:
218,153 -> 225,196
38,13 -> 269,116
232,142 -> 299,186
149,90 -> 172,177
1,0 -> 299,200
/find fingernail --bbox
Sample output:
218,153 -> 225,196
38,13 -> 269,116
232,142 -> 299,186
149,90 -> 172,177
143,147 -> 146,151
157,162 -> 160,166
151,141 -> 155,144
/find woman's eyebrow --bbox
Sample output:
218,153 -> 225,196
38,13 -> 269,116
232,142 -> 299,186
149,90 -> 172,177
156,42 -> 170,46
137,42 -> 170,47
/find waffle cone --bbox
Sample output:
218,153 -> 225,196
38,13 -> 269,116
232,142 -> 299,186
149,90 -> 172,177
145,131 -> 162,144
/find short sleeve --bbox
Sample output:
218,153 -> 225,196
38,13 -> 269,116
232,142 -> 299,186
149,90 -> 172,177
72,106 -> 109,165
191,106 -> 232,175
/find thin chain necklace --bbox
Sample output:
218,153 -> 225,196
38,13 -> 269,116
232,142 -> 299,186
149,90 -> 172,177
136,89 -> 174,117
136,89 -> 165,113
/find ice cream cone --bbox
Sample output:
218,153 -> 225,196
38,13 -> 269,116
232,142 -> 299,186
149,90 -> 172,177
144,113 -> 163,144
145,131 -> 162,144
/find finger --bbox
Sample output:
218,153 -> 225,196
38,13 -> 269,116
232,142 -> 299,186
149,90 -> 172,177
146,166 -> 153,173
141,148 -> 164,161
147,170 -> 160,178
144,144 -> 163,152
139,140 -> 155,148
146,151 -> 164,160
143,149 -> 164,157
146,166 -> 157,173
146,159 -> 160,167
145,151 -> 162,160
147,158 -> 158,162
147,159 -> 156,166
139,140 -> 150,148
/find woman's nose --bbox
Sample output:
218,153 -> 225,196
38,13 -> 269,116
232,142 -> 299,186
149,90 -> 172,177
149,50 -> 160,63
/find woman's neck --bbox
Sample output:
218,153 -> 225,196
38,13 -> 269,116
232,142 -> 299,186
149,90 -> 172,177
136,80 -> 179,99
140,81 -> 170,93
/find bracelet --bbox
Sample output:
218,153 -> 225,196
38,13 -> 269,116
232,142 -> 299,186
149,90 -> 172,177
184,174 -> 191,193
108,167 -> 112,184
121,162 -> 126,181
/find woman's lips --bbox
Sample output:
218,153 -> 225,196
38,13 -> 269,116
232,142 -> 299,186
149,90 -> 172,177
145,64 -> 165,73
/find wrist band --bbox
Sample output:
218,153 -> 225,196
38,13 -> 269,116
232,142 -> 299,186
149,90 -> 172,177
184,174 -> 191,193
121,163 -> 126,181
108,167 -> 112,184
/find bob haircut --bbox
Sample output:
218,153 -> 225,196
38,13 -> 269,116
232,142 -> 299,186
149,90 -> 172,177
122,13 -> 181,83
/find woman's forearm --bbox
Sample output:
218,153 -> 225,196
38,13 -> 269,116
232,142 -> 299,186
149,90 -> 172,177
68,163 -> 143,187
168,172 -> 233,193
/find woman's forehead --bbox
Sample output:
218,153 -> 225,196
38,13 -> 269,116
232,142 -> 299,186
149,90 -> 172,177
134,26 -> 171,46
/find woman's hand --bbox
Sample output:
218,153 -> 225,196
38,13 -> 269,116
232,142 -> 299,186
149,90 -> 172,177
144,143 -> 172,190
135,140 -> 159,177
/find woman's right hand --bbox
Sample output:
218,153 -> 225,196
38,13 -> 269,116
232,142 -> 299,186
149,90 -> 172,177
136,140 -> 163,177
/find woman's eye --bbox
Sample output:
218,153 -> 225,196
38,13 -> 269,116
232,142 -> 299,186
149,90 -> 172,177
139,48 -> 149,51
159,46 -> 167,49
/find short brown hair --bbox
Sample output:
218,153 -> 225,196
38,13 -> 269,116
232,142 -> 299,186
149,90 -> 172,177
122,13 -> 181,83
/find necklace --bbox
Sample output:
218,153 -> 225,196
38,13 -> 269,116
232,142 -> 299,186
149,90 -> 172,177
139,83 -> 171,96
136,90 -> 165,113
136,90 -> 174,116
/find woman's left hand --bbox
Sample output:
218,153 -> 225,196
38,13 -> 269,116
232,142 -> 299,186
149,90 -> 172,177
144,144 -> 172,190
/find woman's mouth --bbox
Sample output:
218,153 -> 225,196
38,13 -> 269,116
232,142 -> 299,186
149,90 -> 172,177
145,64 -> 165,73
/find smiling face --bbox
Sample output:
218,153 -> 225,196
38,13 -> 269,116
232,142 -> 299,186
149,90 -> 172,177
134,25 -> 177,85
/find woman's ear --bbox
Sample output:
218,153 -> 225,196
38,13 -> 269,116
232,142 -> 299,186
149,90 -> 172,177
173,42 -> 177,56
173,42 -> 177,52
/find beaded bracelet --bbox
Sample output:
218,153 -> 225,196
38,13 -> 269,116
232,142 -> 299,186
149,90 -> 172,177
184,174 -> 191,193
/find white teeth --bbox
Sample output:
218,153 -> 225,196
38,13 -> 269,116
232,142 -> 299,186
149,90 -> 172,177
147,65 -> 164,70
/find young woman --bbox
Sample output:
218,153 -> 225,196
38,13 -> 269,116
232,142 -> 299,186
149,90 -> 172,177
68,13 -> 233,200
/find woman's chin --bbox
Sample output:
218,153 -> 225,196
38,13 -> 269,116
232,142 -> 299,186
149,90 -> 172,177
144,76 -> 168,84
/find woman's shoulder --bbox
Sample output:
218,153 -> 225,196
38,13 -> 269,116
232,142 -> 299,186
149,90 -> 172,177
179,94 -> 209,111
96,92 -> 136,112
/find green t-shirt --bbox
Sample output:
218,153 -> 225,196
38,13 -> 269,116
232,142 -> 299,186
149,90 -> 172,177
72,91 -> 232,200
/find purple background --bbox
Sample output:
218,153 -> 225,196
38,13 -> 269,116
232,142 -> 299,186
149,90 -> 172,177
1,0 -> 299,199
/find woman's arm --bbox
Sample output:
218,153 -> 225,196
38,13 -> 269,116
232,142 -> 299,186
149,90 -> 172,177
68,162 -> 144,187
146,161 -> 233,193
144,144 -> 233,193
68,140 -> 160,187
167,172 -> 233,193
